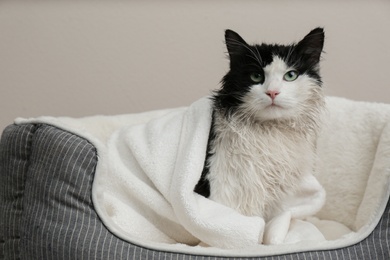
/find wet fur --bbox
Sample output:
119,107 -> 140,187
194,28 -> 325,221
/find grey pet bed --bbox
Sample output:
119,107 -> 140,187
1,122 -> 389,259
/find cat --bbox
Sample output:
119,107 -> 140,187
194,28 -> 325,222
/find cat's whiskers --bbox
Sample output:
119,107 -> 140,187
285,45 -> 295,65
227,38 -> 263,66
254,46 -> 263,65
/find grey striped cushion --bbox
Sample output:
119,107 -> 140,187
1,123 -> 389,259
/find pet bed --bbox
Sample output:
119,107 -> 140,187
1,96 -> 390,259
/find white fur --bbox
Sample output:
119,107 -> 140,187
241,56 -> 320,122
208,55 -> 325,221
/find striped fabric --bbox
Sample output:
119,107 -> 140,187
0,123 -> 389,259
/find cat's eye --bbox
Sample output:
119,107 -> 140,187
250,73 -> 264,83
283,70 -> 299,81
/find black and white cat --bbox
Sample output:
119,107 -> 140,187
195,28 -> 325,222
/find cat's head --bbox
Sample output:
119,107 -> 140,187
214,28 -> 325,123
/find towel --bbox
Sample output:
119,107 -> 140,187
97,97 -> 267,248
15,96 -> 390,256
90,97 -> 327,248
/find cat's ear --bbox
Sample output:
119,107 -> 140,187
225,29 -> 249,59
295,27 -> 324,66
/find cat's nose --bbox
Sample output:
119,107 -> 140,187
266,90 -> 280,100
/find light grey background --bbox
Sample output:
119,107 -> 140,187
1,0 -> 390,132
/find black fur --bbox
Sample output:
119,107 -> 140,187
194,113 -> 215,197
194,28 -> 325,197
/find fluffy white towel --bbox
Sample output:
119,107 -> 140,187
92,97 -> 328,248
98,98 -> 267,248
15,96 -> 390,257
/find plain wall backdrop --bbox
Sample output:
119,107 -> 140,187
1,0 -> 390,133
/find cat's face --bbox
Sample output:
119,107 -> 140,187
215,28 -> 324,122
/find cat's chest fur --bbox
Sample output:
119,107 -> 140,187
206,113 -> 316,221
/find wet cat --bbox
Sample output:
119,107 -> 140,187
195,28 -> 325,222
